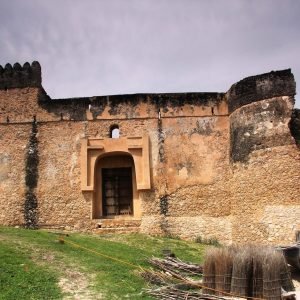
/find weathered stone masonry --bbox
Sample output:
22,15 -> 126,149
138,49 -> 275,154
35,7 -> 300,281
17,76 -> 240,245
0,61 -> 299,245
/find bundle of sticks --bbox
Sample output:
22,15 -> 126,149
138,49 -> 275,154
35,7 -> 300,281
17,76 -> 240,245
148,257 -> 203,277
147,286 -> 227,300
141,256 -> 227,299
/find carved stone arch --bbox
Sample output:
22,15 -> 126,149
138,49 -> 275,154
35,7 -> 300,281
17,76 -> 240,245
80,135 -> 151,219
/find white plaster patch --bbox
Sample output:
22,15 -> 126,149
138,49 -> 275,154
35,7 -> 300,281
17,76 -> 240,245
75,134 -> 82,145
0,153 -> 10,182
191,133 -> 203,145
148,129 -> 159,170
178,166 -> 188,179
45,162 -> 58,180
260,205 -> 300,244
167,216 -> 232,245
265,121 -> 274,129
141,215 -> 232,245
261,102 -> 269,109
69,152 -> 78,187
58,143 -> 70,151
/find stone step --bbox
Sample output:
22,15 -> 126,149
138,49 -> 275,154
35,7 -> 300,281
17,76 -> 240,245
94,226 -> 140,234
95,219 -> 141,229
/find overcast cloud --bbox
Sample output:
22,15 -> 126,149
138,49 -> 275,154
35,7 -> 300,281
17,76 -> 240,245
1,0 -> 299,107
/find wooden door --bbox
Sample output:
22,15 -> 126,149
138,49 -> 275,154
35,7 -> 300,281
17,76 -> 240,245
102,168 -> 133,216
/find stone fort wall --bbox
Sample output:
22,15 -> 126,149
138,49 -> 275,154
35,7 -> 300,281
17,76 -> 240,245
0,61 -> 299,245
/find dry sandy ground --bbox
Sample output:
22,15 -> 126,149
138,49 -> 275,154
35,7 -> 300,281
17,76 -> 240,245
58,269 -> 102,300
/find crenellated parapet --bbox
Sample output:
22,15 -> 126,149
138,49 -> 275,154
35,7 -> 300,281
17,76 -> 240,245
0,61 -> 41,90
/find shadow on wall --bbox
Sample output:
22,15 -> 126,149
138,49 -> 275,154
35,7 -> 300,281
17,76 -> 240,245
290,108 -> 300,147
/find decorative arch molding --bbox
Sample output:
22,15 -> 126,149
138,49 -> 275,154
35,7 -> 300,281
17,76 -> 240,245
81,135 -> 151,192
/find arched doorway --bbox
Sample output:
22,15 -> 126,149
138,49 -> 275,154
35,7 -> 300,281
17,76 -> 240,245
93,153 -> 138,219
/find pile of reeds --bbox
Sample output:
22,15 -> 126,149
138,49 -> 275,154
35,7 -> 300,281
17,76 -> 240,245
263,249 -> 283,300
214,248 -> 233,295
202,248 -> 217,295
201,245 -> 294,300
142,246 -> 294,300
262,248 -> 294,300
280,253 -> 295,293
230,246 -> 253,297
252,247 -> 264,298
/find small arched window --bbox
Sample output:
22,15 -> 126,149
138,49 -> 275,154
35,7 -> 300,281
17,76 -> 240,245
110,125 -> 120,138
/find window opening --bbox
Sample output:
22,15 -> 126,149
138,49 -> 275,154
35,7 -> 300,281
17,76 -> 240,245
110,125 -> 120,138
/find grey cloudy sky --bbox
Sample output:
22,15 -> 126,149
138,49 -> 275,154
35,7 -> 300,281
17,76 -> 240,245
1,0 -> 299,107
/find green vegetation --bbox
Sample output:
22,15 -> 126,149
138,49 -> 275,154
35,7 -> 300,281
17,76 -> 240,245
195,235 -> 221,247
0,227 -> 206,299
0,242 -> 61,300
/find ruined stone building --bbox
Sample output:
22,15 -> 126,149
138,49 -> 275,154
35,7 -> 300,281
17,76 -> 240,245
0,61 -> 299,245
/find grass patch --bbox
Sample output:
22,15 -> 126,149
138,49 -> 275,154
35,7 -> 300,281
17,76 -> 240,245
0,227 -> 206,299
0,242 -> 61,300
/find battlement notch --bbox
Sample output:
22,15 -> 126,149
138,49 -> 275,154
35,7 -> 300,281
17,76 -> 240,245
0,61 -> 41,90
